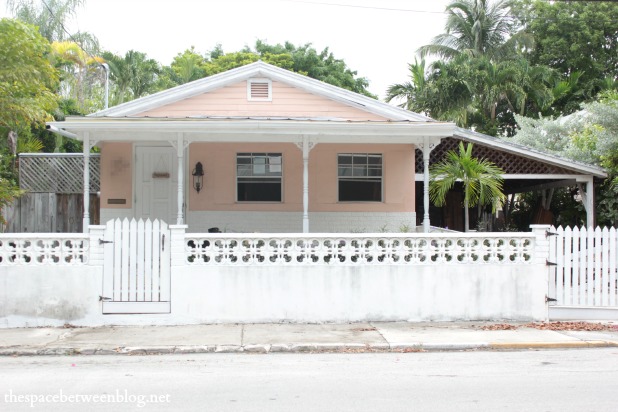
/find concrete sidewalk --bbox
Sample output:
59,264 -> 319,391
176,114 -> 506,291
1,322 -> 617,356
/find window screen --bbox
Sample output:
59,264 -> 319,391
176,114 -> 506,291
338,153 -> 382,202
237,153 -> 282,202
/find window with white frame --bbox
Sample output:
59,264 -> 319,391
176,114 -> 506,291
338,153 -> 383,202
237,153 -> 282,202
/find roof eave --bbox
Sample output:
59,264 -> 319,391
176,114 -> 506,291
454,128 -> 607,178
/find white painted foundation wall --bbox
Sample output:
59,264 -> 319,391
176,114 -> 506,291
0,262 -> 547,328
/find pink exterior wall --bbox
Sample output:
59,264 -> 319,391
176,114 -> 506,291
311,144 -> 416,213
188,143 -> 415,213
100,142 -> 132,209
137,80 -> 387,120
189,143 -> 302,212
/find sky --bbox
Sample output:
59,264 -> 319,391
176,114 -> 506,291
1,0 -> 451,100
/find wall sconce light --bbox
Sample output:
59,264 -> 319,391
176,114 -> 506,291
192,161 -> 204,193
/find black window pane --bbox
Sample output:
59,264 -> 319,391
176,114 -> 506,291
367,155 -> 382,165
238,182 -> 281,202
339,180 -> 382,202
338,154 -> 353,165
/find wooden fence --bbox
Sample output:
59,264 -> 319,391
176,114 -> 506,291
549,226 -> 618,308
1,193 -> 99,233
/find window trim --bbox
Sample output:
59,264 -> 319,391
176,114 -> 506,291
236,152 -> 283,203
247,78 -> 272,102
337,153 -> 383,203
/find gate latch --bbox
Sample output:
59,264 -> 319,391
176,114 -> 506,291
99,239 -> 113,245
546,295 -> 557,303
99,295 -> 112,301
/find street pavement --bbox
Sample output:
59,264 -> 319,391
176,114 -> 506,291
1,321 -> 618,356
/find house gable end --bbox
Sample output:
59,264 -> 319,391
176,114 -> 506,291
90,61 -> 429,121
134,78 -> 388,120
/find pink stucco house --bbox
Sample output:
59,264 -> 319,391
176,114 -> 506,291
47,61 -> 605,233
48,61 -> 455,233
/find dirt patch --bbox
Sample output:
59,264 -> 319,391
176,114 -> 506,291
479,322 -> 618,331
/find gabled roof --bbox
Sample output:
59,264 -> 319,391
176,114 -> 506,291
90,60 -> 431,122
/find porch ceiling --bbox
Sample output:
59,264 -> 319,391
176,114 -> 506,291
47,117 -> 456,145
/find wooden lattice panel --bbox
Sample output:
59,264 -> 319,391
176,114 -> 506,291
415,137 -> 572,175
19,154 -> 100,193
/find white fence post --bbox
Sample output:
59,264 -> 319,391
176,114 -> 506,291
169,225 -> 188,267
530,225 -> 551,266
88,225 -> 106,266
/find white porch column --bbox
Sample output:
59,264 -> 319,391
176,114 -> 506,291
82,132 -> 90,233
176,133 -> 185,225
418,137 -> 438,233
586,178 -> 594,227
297,136 -> 314,233
577,176 -> 595,227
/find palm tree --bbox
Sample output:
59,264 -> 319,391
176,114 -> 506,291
102,51 -> 160,105
51,41 -> 103,111
429,142 -> 505,232
417,0 -> 522,61
385,58 -> 428,112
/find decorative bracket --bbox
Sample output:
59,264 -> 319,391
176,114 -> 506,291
169,139 -> 190,154
417,138 -> 440,158
295,139 -> 315,153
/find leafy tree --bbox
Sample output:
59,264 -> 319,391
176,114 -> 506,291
5,0 -> 86,43
510,91 -> 618,226
512,92 -> 618,170
6,1 -> 106,116
515,0 -> 618,114
204,51 -> 262,75
156,41 -> 375,98
169,47 -> 207,84
0,18 -> 58,132
0,18 -> 58,221
429,142 -> 505,232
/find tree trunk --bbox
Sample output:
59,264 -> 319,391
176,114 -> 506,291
464,199 -> 470,232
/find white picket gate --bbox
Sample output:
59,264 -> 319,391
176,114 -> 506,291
101,218 -> 171,314
549,226 -> 618,312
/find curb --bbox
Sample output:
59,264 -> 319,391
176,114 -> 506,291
1,341 -> 617,356
489,340 -> 618,350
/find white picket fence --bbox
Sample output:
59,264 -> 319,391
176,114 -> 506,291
549,226 -> 618,308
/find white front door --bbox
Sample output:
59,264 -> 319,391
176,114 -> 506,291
135,146 -> 178,223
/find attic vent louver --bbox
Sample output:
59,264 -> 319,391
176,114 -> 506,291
247,78 -> 272,101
